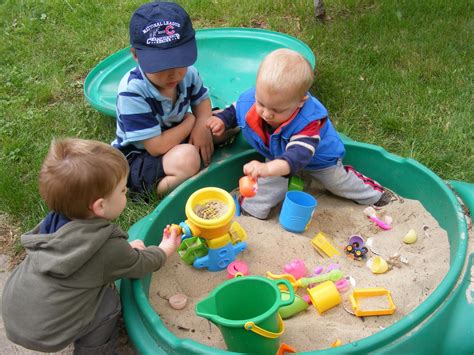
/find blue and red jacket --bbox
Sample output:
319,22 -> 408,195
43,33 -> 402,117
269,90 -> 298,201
233,88 -> 345,171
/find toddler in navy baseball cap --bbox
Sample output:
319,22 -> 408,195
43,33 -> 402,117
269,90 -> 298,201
129,1 -> 197,73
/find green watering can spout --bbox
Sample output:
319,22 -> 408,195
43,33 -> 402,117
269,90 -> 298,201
195,294 -> 217,322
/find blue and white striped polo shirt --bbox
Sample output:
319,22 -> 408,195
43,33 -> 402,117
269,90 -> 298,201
112,65 -> 209,150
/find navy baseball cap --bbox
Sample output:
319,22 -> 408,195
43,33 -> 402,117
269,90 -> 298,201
129,2 -> 197,73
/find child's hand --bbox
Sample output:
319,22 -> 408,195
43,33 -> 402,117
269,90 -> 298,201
129,239 -> 146,250
243,160 -> 270,180
189,118 -> 214,166
159,224 -> 182,257
206,116 -> 225,136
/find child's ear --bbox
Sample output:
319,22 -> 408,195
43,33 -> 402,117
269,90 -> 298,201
298,95 -> 309,108
90,198 -> 106,218
130,47 -> 138,61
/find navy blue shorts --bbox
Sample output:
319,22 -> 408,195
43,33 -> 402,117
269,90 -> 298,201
119,147 -> 165,195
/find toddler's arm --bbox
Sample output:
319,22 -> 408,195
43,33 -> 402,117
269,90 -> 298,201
247,119 -> 325,179
158,224 -> 182,257
189,98 -> 214,166
243,159 -> 291,180
143,113 -> 196,156
103,224 -> 182,281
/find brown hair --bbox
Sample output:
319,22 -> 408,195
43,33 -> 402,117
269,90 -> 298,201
39,138 -> 129,219
256,48 -> 314,101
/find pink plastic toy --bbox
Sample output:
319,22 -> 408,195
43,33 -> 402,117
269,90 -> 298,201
363,207 -> 392,230
283,259 -> 307,280
334,278 -> 350,292
314,263 -> 340,275
226,260 -> 249,279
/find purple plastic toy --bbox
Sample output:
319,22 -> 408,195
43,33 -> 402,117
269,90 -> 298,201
348,235 -> 364,247
311,264 -> 349,292
345,235 -> 369,261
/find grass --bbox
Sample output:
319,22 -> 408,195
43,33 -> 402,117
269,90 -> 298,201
0,0 -> 473,236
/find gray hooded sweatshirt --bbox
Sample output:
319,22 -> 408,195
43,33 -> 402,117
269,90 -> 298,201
2,217 -> 166,352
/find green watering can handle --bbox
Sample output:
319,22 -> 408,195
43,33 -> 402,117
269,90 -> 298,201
275,279 -> 295,307
244,313 -> 284,339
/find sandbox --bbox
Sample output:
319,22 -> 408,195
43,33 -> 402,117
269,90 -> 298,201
120,134 -> 472,354
84,28 -> 473,354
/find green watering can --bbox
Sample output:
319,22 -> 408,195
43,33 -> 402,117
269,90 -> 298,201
195,276 -> 294,354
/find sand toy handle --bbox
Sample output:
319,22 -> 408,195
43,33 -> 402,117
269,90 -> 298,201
275,279 -> 295,307
244,313 -> 285,339
297,269 -> 343,288
242,279 -> 293,339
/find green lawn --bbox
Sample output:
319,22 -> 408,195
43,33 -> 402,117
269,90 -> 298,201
1,0 -> 472,234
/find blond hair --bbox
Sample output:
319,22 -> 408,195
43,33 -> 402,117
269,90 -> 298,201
39,138 -> 129,219
256,48 -> 314,101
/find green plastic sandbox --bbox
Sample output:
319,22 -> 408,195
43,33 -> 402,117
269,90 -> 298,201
120,134 -> 473,354
84,28 -> 473,354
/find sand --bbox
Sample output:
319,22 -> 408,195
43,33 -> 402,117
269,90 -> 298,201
149,179 -> 450,352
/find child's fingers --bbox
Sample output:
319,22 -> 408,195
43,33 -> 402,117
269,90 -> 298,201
243,163 -> 250,175
163,225 -> 173,239
174,234 -> 182,247
206,117 -> 217,127
207,121 -> 223,136
243,161 -> 257,175
244,163 -> 262,180
168,227 -> 178,238
207,118 -> 225,134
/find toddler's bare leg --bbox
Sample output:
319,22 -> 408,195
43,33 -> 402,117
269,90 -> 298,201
157,144 -> 200,194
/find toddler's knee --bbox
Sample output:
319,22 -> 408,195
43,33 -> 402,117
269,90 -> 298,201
180,144 -> 200,175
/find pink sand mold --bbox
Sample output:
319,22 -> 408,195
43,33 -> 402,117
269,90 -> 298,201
226,260 -> 249,279
283,259 -> 308,280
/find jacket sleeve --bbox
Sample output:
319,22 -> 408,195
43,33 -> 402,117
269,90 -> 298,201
277,119 -> 325,175
102,235 -> 167,282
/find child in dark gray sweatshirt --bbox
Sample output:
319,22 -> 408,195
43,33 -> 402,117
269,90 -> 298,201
2,138 -> 181,354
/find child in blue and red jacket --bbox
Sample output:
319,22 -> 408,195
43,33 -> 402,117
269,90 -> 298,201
207,48 -> 392,219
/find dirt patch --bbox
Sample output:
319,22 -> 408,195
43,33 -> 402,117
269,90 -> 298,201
0,214 -> 23,270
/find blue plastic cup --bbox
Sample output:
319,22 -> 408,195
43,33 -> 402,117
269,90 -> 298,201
279,191 -> 317,233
